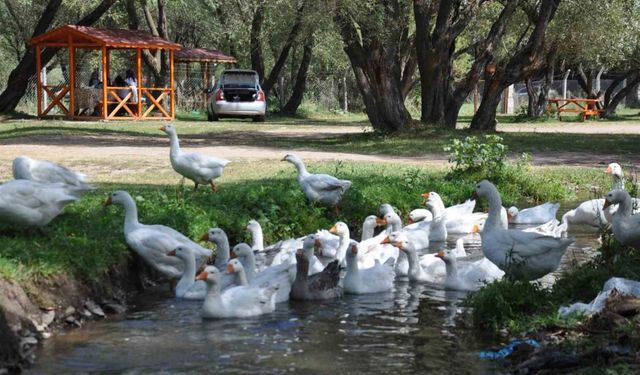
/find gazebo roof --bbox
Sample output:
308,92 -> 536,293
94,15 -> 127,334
30,25 -> 182,50
175,48 -> 237,63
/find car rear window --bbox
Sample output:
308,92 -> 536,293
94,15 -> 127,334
221,72 -> 258,89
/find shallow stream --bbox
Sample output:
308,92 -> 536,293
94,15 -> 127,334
27,205 -> 602,374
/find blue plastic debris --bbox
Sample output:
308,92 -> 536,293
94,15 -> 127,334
479,339 -> 540,359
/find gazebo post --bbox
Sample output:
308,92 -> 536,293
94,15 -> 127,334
101,47 -> 108,120
68,35 -> 76,118
136,48 -> 142,118
170,49 -> 175,119
202,61 -> 208,109
35,46 -> 42,117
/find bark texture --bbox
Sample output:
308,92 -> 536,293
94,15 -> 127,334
280,36 -> 314,115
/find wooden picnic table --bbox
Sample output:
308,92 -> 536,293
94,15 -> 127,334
547,98 -> 603,121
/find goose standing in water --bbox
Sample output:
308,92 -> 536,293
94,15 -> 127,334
604,189 -> 640,249
160,124 -> 230,191
290,237 -> 342,300
473,180 -> 574,281
105,191 -> 211,279
197,265 -> 277,319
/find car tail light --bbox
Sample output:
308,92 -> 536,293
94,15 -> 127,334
256,90 -> 265,102
215,89 -> 224,101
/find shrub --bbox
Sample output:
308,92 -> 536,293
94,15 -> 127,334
444,135 -> 508,174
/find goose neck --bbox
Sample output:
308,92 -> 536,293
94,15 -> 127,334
291,158 -> 309,179
122,196 -> 140,232
612,175 -> 625,191
239,254 -> 256,280
345,254 -> 358,274
204,281 -> 222,302
616,195 -> 633,218
336,233 -> 350,262
234,269 -> 249,286
483,189 -> 503,231
214,237 -> 230,265
249,227 -> 264,251
361,221 -> 375,241
168,131 -> 181,158
443,258 -> 458,285
176,254 -> 196,296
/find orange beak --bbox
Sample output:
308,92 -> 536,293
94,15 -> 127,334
421,192 -> 430,199
167,249 -> 176,257
200,233 -> 209,241
470,191 -> 478,200
104,196 -> 113,206
350,244 -> 358,254
407,217 -> 414,224
603,199 -> 612,209
507,213 -> 513,221
394,240 -> 404,249
226,264 -> 234,273
195,271 -> 208,281
314,238 -> 322,248
435,250 -> 445,258
605,166 -> 612,174
471,224 -> 480,233
381,236 -> 390,244
230,251 -> 237,259
329,225 -> 338,234
376,218 -> 387,226
159,125 -> 166,131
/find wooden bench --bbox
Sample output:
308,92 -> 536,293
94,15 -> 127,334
547,98 -> 603,121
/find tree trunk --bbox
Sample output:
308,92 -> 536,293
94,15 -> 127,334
348,55 -> 412,133
261,3 -> 304,95
0,0 -> 116,113
249,2 -> 265,80
470,76 -> 504,131
602,70 -> 640,118
469,0 -> 560,131
526,57 -> 555,117
280,37 -> 313,115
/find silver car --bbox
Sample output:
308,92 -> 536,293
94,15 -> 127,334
207,69 -> 266,122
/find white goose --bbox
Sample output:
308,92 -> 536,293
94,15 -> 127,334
411,196 -> 491,234
105,191 -> 212,279
167,246 -> 207,299
282,154 -> 351,208
562,162 -> 627,228
12,156 -> 94,192
508,202 -> 560,224
383,232 -> 446,283
435,249 -> 504,291
344,241 -> 395,294
0,180 -> 81,228
160,124 -> 230,191
200,227 -> 231,271
245,220 -> 323,273
230,243 -> 293,303
473,180 -> 574,281
422,192 -> 448,242
197,265 -> 277,319
604,189 -> 640,249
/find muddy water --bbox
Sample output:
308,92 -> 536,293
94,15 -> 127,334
27,205 -> 602,374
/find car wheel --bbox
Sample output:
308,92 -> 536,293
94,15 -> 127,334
253,115 -> 265,122
208,112 -> 219,122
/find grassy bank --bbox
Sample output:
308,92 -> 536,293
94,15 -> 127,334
0,160 -> 608,282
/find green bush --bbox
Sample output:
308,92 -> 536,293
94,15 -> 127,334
444,135 -> 508,174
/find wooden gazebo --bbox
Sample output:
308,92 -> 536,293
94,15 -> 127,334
175,48 -> 236,108
30,25 -> 182,120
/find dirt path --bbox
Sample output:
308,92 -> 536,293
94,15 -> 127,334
1,122 -> 639,173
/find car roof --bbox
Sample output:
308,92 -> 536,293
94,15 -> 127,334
222,69 -> 258,74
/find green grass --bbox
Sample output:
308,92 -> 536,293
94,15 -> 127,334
0,160 -> 606,282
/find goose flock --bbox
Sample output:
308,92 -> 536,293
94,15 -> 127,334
0,125 -> 638,320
